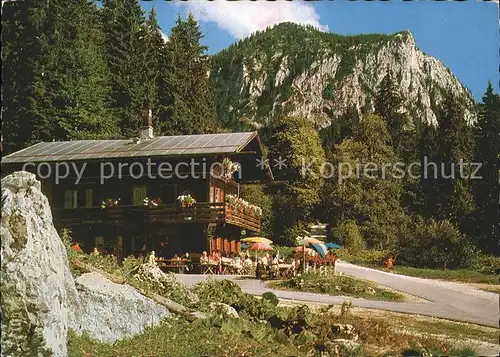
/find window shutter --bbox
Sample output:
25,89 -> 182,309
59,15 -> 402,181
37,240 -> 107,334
64,190 -> 77,208
85,189 -> 93,207
132,186 -> 147,206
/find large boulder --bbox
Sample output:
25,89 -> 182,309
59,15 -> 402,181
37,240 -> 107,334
73,272 -> 170,343
1,172 -> 80,357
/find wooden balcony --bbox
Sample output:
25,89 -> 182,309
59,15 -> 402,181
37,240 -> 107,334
54,202 -> 261,232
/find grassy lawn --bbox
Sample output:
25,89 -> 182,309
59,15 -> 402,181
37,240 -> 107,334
67,305 -> 491,357
388,266 -> 499,285
269,272 -> 406,301
336,249 -> 499,285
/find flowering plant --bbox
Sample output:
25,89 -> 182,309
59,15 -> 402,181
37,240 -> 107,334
177,194 -> 196,208
101,198 -> 120,209
222,158 -> 240,180
143,197 -> 162,209
225,194 -> 262,217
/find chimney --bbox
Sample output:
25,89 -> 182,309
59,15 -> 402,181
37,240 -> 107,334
140,109 -> 154,140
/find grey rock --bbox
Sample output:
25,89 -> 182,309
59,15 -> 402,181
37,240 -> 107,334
332,323 -> 359,341
209,302 -> 239,319
72,272 -> 170,343
1,172 -> 80,357
324,339 -> 361,356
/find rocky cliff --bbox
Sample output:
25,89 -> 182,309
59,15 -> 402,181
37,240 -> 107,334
0,172 -> 171,355
1,172 -> 80,357
211,22 -> 475,131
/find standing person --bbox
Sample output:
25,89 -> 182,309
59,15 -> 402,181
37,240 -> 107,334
385,255 -> 395,272
270,254 -> 279,279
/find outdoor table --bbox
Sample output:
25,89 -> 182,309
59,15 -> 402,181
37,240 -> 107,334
156,258 -> 189,273
278,263 -> 293,278
200,262 -> 218,274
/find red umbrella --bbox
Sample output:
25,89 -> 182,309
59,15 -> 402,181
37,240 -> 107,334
248,242 -> 273,251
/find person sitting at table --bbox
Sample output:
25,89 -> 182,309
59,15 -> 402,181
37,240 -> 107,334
210,250 -> 221,274
200,251 -> 209,264
233,253 -> 241,266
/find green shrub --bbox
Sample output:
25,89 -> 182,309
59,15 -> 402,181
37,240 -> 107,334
334,220 -> 366,253
398,218 -> 478,269
471,255 -> 500,275
262,292 -> 279,306
192,279 -> 244,309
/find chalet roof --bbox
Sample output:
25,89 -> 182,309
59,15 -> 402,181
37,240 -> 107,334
2,132 -> 263,164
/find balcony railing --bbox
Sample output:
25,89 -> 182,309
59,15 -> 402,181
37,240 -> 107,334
54,201 -> 261,232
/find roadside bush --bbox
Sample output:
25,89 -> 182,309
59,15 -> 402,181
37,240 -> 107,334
471,255 -> 500,275
398,217 -> 478,269
192,279 -> 244,309
262,292 -> 279,306
333,220 -> 366,253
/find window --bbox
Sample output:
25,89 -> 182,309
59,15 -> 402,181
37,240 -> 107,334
64,190 -> 78,209
85,189 -> 93,207
132,186 -> 147,206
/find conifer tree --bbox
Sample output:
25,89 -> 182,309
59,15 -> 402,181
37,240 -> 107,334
32,0 -> 118,141
2,0 -> 40,153
3,0 -> 117,149
143,8 -> 165,130
159,13 -> 218,135
374,70 -> 408,154
433,94 -> 475,224
473,82 -> 500,253
102,0 -> 151,137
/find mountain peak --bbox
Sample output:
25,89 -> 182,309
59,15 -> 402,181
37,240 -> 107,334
211,26 -> 475,130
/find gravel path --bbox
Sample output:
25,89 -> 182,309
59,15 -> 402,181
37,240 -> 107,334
175,262 -> 499,328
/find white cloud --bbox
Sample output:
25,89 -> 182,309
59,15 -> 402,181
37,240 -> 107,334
172,0 -> 327,39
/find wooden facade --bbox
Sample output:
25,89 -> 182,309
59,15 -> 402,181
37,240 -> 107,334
2,132 -> 272,258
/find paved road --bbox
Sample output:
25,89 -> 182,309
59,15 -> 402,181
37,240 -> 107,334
175,262 -> 499,328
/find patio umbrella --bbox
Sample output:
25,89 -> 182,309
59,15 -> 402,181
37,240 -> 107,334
248,242 -> 273,251
296,236 -> 325,270
294,246 -> 316,255
325,243 -> 342,249
296,236 -> 324,246
248,241 -> 273,262
310,243 -> 328,259
241,237 -> 273,245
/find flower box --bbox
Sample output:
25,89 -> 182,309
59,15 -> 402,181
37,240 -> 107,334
143,197 -> 162,209
101,198 -> 120,209
225,194 -> 262,217
177,194 -> 196,208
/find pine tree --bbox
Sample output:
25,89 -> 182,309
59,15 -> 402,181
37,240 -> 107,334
415,122 -> 439,216
143,8 -> 165,130
473,82 -> 500,253
31,0 -> 118,142
159,13 -> 218,135
2,0 -> 39,153
433,94 -> 475,224
102,0 -> 151,137
2,0 -> 116,150
374,70 -> 408,154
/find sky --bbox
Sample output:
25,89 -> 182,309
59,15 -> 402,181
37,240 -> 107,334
139,0 -> 499,101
